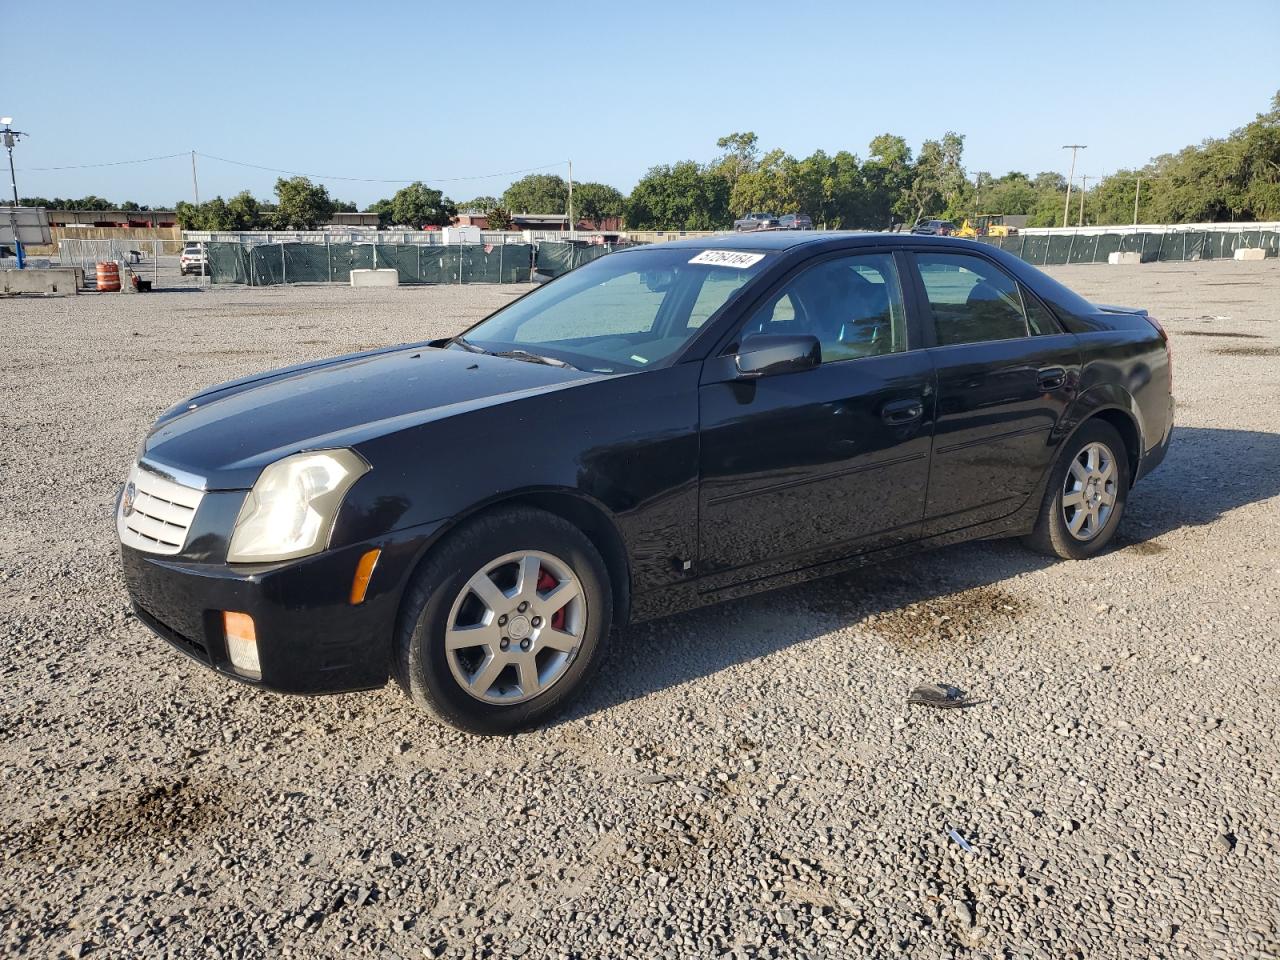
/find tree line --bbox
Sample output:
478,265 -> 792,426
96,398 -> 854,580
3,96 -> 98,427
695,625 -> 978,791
23,91 -> 1279,231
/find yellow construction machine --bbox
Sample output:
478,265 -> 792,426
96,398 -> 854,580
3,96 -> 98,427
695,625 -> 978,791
955,215 -> 1020,238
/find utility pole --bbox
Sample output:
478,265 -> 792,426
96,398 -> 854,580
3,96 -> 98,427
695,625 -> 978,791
3,118 -> 28,269
566,159 -> 574,240
190,150 -> 205,282
1133,177 -> 1142,225
1078,175 -> 1089,227
1061,144 -> 1086,228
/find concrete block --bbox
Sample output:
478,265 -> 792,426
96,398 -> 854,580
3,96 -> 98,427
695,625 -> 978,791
1,266 -> 81,295
350,268 -> 399,288
1107,251 -> 1143,265
1234,247 -> 1267,261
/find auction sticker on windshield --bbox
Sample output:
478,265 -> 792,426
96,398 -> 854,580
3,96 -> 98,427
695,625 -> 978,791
688,250 -> 766,269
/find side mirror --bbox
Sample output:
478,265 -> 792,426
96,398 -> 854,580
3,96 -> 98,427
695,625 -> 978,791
734,334 -> 821,379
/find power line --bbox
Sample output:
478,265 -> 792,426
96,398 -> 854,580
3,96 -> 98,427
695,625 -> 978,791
196,152 -> 569,184
16,150 -> 572,186
18,152 -> 187,171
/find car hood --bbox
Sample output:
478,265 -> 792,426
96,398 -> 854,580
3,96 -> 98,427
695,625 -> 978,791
142,343 -> 597,489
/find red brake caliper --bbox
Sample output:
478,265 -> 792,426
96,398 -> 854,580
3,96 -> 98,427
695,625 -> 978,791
536,569 -> 567,630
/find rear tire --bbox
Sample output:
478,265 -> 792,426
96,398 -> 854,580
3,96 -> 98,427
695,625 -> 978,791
1024,420 -> 1129,560
393,506 -> 612,735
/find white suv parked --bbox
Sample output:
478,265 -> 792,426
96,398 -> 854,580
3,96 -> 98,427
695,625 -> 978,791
179,245 -> 208,276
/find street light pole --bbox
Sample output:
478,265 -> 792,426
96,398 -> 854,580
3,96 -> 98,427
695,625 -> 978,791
1079,175 -> 1089,227
1061,144 -> 1086,229
2,118 -> 28,269
1133,177 -> 1142,226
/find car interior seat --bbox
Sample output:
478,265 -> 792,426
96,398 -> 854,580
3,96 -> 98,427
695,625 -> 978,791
963,278 -> 1025,342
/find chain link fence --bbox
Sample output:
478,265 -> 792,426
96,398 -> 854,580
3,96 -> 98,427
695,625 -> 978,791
180,225 -> 1280,287
56,238 -> 190,287
203,239 -> 639,286
977,227 -> 1280,265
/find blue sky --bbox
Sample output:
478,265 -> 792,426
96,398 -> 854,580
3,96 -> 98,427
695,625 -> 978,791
6,0 -> 1279,208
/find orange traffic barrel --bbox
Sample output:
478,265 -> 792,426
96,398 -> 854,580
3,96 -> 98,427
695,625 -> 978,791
96,261 -> 121,292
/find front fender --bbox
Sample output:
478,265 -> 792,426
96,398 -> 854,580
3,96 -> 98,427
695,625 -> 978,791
329,365 -> 703,600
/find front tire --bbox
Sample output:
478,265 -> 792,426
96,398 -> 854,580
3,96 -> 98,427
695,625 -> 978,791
1024,420 -> 1129,559
394,506 -> 613,734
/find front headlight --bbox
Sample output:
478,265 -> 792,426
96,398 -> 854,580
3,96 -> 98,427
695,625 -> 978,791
227,449 -> 369,563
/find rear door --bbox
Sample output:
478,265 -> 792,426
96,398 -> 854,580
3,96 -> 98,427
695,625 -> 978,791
906,249 -> 1080,534
697,249 -> 935,591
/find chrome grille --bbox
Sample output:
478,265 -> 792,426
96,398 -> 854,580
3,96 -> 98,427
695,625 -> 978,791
117,461 -> 205,555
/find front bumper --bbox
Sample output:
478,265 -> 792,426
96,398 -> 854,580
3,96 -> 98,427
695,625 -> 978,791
121,521 -> 445,694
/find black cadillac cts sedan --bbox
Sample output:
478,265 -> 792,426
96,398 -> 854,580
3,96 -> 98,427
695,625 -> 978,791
119,232 -> 1173,733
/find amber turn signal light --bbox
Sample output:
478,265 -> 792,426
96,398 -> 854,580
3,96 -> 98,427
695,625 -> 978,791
222,611 -> 261,679
350,549 -> 381,605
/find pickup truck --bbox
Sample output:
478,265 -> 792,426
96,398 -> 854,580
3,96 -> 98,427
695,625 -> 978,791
733,213 -> 779,232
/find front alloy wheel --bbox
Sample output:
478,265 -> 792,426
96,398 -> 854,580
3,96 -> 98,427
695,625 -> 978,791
445,551 -> 586,704
394,506 -> 612,734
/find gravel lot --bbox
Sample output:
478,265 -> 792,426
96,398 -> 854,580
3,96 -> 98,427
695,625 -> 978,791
2,259 -> 1278,960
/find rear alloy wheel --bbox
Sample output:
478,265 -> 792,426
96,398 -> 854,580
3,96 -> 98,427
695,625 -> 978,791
1060,442 -> 1118,542
1024,420 -> 1130,560
394,506 -> 612,734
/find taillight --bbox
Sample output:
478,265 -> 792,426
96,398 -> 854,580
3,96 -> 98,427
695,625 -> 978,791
1147,315 -> 1172,394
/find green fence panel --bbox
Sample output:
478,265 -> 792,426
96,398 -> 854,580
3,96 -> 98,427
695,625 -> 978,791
248,245 -> 282,284
1070,234 -> 1099,264
1116,233 -> 1145,254
1020,235 -> 1049,265
535,242 -> 575,277
459,243 -> 533,283
211,229 -> 1277,285
1094,234 -> 1122,262
208,242 -> 250,283
282,243 -> 329,282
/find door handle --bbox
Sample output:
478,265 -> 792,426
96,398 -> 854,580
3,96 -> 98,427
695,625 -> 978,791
1038,367 -> 1067,391
882,398 -> 924,424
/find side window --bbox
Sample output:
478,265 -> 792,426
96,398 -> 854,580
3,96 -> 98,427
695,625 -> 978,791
742,253 -> 908,362
1020,286 -> 1060,336
916,253 -> 1029,346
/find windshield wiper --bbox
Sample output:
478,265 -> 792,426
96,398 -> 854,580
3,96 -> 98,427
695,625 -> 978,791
450,336 -> 487,354
493,349 -> 576,369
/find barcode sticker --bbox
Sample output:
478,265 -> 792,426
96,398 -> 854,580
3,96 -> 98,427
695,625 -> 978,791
688,250 -> 766,269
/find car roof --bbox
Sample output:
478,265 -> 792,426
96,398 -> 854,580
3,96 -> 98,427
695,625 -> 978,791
621,231 -> 988,253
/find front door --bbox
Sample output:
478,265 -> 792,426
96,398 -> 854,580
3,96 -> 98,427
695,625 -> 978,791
697,250 -> 935,592
907,249 -> 1081,534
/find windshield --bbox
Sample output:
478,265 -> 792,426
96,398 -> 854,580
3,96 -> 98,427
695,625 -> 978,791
457,247 -> 768,372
